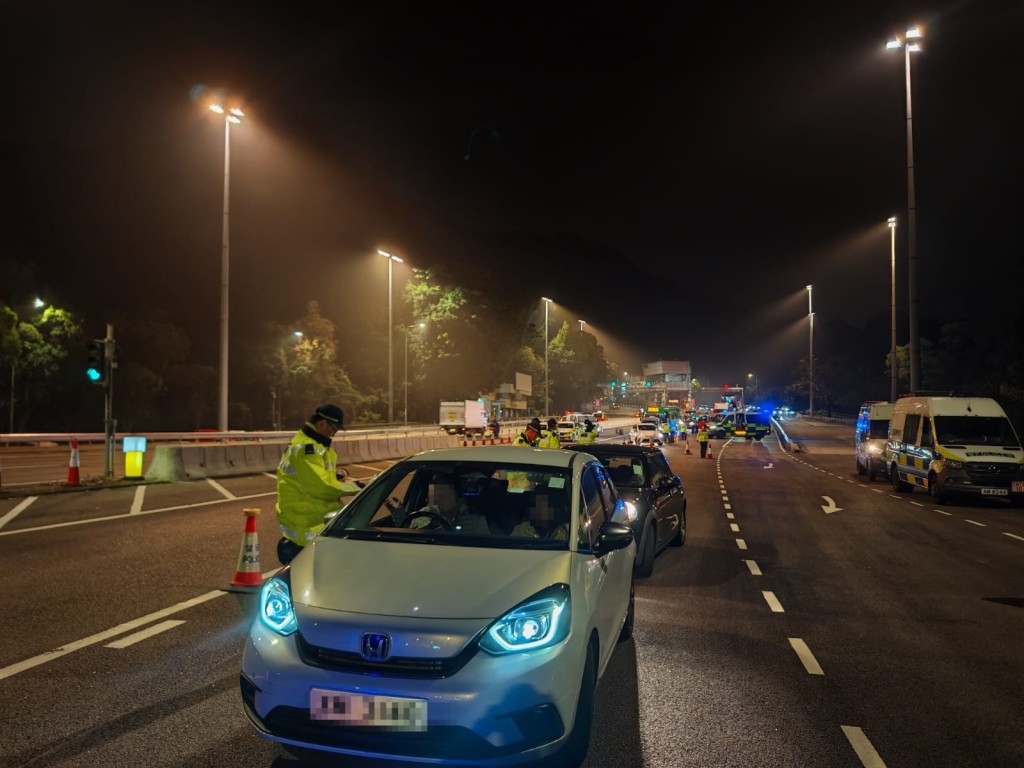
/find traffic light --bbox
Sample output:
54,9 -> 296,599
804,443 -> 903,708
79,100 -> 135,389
610,380 -> 617,388
645,381 -> 652,387
86,340 -> 106,384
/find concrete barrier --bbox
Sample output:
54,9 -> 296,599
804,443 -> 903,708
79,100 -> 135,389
181,445 -> 208,479
144,445 -> 187,482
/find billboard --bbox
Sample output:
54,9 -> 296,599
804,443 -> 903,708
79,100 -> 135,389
515,372 -> 532,396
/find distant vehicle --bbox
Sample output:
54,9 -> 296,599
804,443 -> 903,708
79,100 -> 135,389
556,420 -> 579,442
743,412 -> 770,441
241,445 -> 635,767
439,399 -> 488,437
568,443 -> 685,578
630,422 -> 662,446
886,396 -> 1024,504
855,401 -> 893,481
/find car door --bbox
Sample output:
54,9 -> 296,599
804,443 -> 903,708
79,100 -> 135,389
579,463 -> 631,665
647,452 -> 682,548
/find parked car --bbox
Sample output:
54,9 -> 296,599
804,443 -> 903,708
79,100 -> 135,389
556,420 -> 579,442
241,445 -> 635,768
629,422 -> 662,446
567,443 -> 685,577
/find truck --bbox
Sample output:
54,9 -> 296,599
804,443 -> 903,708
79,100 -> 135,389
439,399 -> 488,437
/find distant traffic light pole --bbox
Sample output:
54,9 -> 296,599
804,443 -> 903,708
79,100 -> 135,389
87,324 -> 118,478
807,284 -> 814,417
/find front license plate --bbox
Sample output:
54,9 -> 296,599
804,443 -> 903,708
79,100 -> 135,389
1012,481 -> 1024,493
981,488 -> 1009,496
310,688 -> 427,731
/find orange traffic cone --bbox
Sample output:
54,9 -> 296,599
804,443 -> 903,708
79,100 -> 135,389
230,508 -> 263,587
685,440 -> 692,455
67,438 -> 81,485
706,445 -> 714,460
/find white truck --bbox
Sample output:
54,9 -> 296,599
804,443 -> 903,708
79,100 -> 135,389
439,399 -> 488,437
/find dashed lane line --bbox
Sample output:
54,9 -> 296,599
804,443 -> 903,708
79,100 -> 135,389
841,725 -> 887,767
736,538 -> 748,550
1003,532 -> 1024,542
130,485 -> 146,514
788,638 -> 825,675
729,523 -> 740,532
964,519 -> 986,527
744,559 -> 762,576
726,512 -> 735,519
762,591 -> 785,613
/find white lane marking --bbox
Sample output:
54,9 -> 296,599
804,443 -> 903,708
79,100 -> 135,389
762,591 -> 784,613
872,488 -> 885,493
730,523 -> 740,532
821,496 -> 842,514
262,472 -> 276,479
130,485 -> 146,514
0,490 -> 275,538
888,495 -> 901,499
841,725 -> 887,767
788,637 -> 824,675
0,496 -> 38,530
744,559 -> 762,576
105,619 -> 186,649
726,512 -> 735,519
736,538 -> 748,550
724,503 -> 732,510
720,489 -> 728,495
910,501 -> 924,507
935,510 -> 952,516
964,519 -> 986,527
0,589 -> 226,681
1003,532 -> 1024,542
206,478 -> 236,499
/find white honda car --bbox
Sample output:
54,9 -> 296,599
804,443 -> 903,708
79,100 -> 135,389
241,445 -> 635,767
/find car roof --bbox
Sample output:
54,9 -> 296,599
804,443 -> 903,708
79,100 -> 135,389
408,445 -> 582,468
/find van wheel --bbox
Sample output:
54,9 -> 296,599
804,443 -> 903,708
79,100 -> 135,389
891,464 -> 912,493
929,474 -> 949,504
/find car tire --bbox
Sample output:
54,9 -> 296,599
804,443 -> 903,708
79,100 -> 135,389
633,525 -> 656,578
618,580 -> 635,643
857,457 -> 866,476
868,464 -> 877,482
929,473 -> 949,504
669,504 -> 686,547
548,642 -> 597,768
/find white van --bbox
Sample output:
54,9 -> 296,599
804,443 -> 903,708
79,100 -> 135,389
886,396 -> 1024,504
855,401 -> 893,481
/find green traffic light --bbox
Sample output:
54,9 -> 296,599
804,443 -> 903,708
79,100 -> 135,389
87,367 -> 102,382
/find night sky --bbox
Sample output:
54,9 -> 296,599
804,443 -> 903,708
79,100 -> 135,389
3,1 -> 1021,392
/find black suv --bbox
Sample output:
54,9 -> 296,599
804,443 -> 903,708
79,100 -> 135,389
567,443 -> 685,577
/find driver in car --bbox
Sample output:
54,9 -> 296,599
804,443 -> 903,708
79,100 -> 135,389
408,475 -> 491,534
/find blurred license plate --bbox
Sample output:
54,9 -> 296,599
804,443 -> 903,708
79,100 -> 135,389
310,688 -> 427,731
1013,481 -> 1024,493
981,488 -> 1008,496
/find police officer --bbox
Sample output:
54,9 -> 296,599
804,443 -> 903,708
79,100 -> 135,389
538,417 -> 562,449
513,417 -> 543,447
697,423 -> 711,458
576,419 -> 598,445
276,404 -> 362,564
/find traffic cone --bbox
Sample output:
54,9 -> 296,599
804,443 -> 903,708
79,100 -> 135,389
707,445 -> 714,460
685,440 -> 691,455
67,439 -> 81,485
230,508 -> 263,587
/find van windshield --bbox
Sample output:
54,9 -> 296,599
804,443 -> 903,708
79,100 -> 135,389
868,420 -> 890,439
933,416 -> 1021,448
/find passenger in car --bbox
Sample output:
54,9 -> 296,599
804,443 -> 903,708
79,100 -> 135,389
511,487 -> 570,540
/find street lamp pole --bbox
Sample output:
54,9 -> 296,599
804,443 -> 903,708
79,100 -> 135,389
541,297 -> 552,415
888,27 -> 923,392
403,323 -> 424,427
209,103 -> 243,433
807,284 -> 814,417
747,372 -> 758,403
378,250 -> 404,423
888,217 -> 898,401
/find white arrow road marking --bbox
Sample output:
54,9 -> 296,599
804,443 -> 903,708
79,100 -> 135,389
763,463 -> 774,469
821,496 -> 842,514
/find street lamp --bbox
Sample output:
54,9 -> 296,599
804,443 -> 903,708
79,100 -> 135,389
807,284 -> 814,417
578,319 -> 586,335
541,297 -> 552,415
888,216 -> 898,401
208,101 -> 244,432
887,25 -> 923,391
747,372 -> 758,403
403,322 -> 425,427
377,249 -> 404,423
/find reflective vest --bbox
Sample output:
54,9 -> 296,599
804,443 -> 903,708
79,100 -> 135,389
538,429 -> 561,449
276,423 -> 361,545
513,430 -> 538,447
577,427 -> 597,445
697,429 -> 710,443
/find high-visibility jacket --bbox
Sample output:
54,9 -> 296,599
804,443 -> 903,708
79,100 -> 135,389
576,427 -> 597,445
276,423 -> 361,546
697,428 -> 710,443
538,429 -> 561,449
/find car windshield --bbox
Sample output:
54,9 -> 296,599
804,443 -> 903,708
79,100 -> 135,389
868,419 -> 890,439
598,456 -> 645,488
326,460 -> 573,550
933,416 -> 1020,447
638,424 -> 657,432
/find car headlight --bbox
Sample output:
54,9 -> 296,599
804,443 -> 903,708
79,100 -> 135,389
943,459 -> 963,470
622,501 -> 638,523
868,445 -> 881,455
479,585 -> 571,655
259,575 -> 298,636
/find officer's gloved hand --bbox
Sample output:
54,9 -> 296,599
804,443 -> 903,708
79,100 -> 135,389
336,469 -> 349,481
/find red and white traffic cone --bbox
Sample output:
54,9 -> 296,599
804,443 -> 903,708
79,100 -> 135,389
706,445 -> 714,460
685,440 -> 692,455
230,508 -> 263,587
67,439 -> 81,485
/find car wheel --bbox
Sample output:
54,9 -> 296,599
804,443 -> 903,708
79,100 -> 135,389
669,504 -> 686,547
618,579 -> 635,643
929,473 -> 949,504
868,465 -> 877,482
633,525 -> 656,578
856,456 -> 866,476
891,464 -> 912,493
547,642 -> 597,768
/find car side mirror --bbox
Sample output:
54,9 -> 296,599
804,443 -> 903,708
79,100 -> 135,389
594,521 -> 634,556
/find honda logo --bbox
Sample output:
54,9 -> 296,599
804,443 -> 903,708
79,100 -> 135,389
360,633 -> 391,661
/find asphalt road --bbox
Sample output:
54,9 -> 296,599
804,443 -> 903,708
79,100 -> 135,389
0,419 -> 1021,767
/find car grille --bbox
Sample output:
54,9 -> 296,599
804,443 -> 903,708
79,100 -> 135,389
295,632 -> 479,679
965,462 -> 1019,484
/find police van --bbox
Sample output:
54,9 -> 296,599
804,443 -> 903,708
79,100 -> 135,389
885,395 -> 1024,504
855,401 -> 893,481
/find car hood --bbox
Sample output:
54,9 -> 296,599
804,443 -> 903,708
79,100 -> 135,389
290,538 -> 572,619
